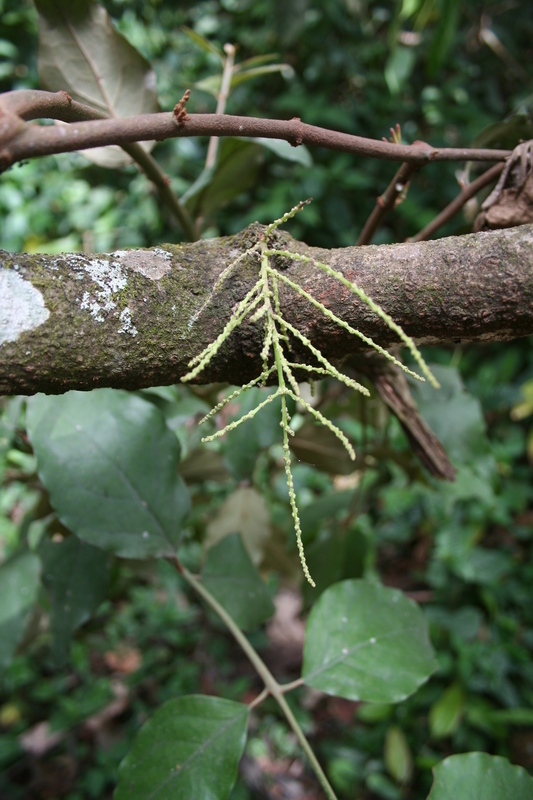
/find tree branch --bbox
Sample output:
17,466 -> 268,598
1,224 -> 532,396
0,89 -> 512,172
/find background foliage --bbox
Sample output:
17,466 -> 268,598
2,1 -> 533,798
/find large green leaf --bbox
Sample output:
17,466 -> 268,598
427,752 -> 533,800
35,0 -> 159,167
0,552 -> 41,670
302,580 -> 437,703
115,695 -> 248,800
40,536 -> 111,664
27,390 -> 190,559
202,534 -> 275,631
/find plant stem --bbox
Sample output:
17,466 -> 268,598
205,43 -> 236,169
170,557 -> 338,800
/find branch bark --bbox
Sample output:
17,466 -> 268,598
0,90 -> 512,171
1,224 -> 532,396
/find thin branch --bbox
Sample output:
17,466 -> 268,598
205,43 -> 235,169
409,162 -> 505,242
357,161 -> 419,245
0,90 -> 196,241
171,557 -> 339,800
0,90 -> 512,172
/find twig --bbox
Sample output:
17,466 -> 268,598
205,44 -> 235,169
409,162 -> 505,242
357,161 -> 419,245
0,90 -> 512,172
170,556 -> 339,800
0,90 -> 196,241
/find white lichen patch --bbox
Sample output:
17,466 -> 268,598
62,254 -> 137,335
0,271 -> 50,345
114,248 -> 171,280
117,307 -> 138,337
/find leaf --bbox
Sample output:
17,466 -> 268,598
384,45 -> 416,95
302,580 -> 437,703
429,683 -> 465,739
40,536 -> 111,664
427,0 -> 460,76
289,422 -> 355,474
0,552 -> 41,671
35,0 -> 160,168
202,534 -> 275,631
181,25 -> 223,59
427,752 -> 533,800
27,390 -> 190,559
115,695 -> 248,800
184,139 -> 264,218
220,387 -> 293,480
412,366 -> 491,466
246,137 -> 312,167
230,63 -> 295,89
205,488 -> 270,566
384,725 -> 413,784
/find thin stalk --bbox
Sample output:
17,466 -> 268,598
205,43 -> 236,169
123,142 -> 197,241
171,557 -> 338,800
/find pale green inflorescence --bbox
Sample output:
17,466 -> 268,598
182,202 -> 437,586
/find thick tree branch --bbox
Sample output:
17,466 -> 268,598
0,89 -> 512,171
1,225 -> 532,396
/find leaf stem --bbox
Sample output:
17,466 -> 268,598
171,557 -> 338,800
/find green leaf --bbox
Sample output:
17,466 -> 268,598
35,0 -> 160,168
181,25 -> 223,59
412,366 -> 491,466
205,488 -> 270,566
115,695 -> 248,800
429,683 -> 465,739
230,63 -> 295,89
220,387 -> 293,480
384,45 -> 416,95
302,580 -> 437,703
384,725 -> 413,784
202,534 -> 275,631
0,552 -> 41,670
243,137 -> 312,167
427,0 -> 460,76
40,536 -> 111,664
184,139 -> 264,218
427,752 -> 533,800
27,390 -> 190,559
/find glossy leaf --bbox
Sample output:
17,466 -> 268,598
40,536 -> 111,664
302,580 -> 437,703
427,752 -> 533,800
202,534 -> 275,631
115,695 -> 248,800
35,0 -> 159,167
27,390 -> 190,559
0,552 -> 40,670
